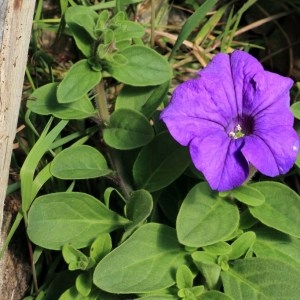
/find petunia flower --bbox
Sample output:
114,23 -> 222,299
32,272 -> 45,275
160,50 -> 299,191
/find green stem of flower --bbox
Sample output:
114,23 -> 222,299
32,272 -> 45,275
95,80 -> 110,124
95,80 -> 132,200
244,164 -> 257,185
109,149 -> 133,200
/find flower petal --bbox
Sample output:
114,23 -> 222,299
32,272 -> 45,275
160,77 -> 227,146
189,132 -> 249,191
198,53 -> 238,120
229,50 -> 264,116
159,114 -> 222,147
242,127 -> 299,176
242,69 -> 294,121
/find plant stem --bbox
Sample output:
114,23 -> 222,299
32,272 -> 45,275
95,80 -> 132,200
95,80 -> 110,124
109,149 -> 133,200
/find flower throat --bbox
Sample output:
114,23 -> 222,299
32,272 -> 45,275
228,115 -> 254,140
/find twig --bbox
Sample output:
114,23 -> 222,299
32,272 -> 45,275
27,238 -> 39,295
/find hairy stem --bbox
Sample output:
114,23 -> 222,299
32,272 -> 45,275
95,80 -> 110,124
95,80 -> 132,200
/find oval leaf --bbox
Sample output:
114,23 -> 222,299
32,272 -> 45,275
228,231 -> 256,260
27,83 -> 95,119
107,45 -> 172,86
291,101 -> 300,120
50,145 -> 111,179
231,184 -> 265,206
114,21 -> 145,41
192,251 -> 221,290
103,108 -> 154,150
124,189 -> 153,235
27,192 -> 129,250
121,190 -> 153,241
177,182 -> 239,247
199,291 -> 234,300
57,59 -> 102,103
65,6 -> 97,56
254,226 -> 300,269
203,241 -> 232,255
115,81 -> 169,118
76,272 -> 93,297
249,182 -> 300,238
66,6 -> 97,39
93,223 -> 187,293
221,258 -> 300,299
176,265 -> 194,289
133,132 -> 191,192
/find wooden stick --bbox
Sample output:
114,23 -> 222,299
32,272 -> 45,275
0,0 -> 35,298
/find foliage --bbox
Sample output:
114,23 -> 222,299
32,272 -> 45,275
4,0 -> 300,299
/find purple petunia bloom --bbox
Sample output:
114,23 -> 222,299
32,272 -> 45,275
161,50 -> 299,191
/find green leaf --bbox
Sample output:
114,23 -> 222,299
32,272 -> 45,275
178,287 -> 201,299
90,234 -> 112,263
107,46 -> 172,86
176,265 -> 194,289
190,286 -> 205,297
116,40 -> 132,51
101,31 -> 115,50
296,151 -> 300,168
133,132 -> 191,192
21,119 -> 68,212
239,209 -> 259,230
93,223 -> 187,293
254,226 -> 300,269
291,101 -> 300,120
221,258 -> 300,299
115,81 -> 169,118
110,53 -> 128,65
138,294 -> 176,300
169,0 -> 218,60
177,182 -> 239,247
195,4 -> 229,45
50,145 -> 111,179
199,291 -> 234,300
65,7 -> 97,57
62,245 -> 93,271
57,59 -> 102,103
95,10 -> 110,35
103,108 -> 154,150
75,272 -> 93,297
123,190 -> 153,239
110,10 -> 126,24
231,185 -> 265,206
59,286 -> 83,300
59,286 -> 115,300
203,242 -> 232,256
113,20 -> 145,41
27,192 -> 130,250
249,182 -> 300,238
66,6 -> 97,39
228,231 -> 256,260
192,251 -> 221,290
42,271 -> 79,300
27,83 -> 96,119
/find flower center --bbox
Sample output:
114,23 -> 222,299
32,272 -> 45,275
227,115 -> 254,140
229,124 -> 245,139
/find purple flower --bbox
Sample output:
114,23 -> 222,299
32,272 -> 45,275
161,50 -> 299,191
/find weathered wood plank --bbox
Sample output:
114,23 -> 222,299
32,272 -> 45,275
0,0 -> 35,298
